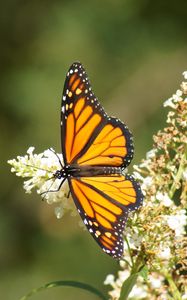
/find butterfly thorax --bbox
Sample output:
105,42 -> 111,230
54,165 -> 122,179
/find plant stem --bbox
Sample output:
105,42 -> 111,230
130,251 -> 145,275
124,236 -> 134,267
162,270 -> 182,300
169,149 -> 187,199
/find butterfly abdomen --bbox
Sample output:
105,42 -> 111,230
67,165 -> 122,177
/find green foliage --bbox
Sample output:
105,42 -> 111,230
1,0 -> 187,299
119,266 -> 148,300
19,280 -> 107,300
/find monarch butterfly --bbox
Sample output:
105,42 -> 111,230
54,62 -> 143,259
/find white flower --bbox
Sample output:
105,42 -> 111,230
182,170 -> 187,181
27,146 -> 35,155
141,176 -> 153,192
117,270 -> 130,285
133,171 -> 144,181
138,160 -> 150,168
119,260 -> 126,268
166,111 -> 175,124
104,274 -> 115,286
55,205 -> 64,219
182,71 -> 187,80
181,82 -> 187,94
164,89 -> 184,107
182,294 -> 187,300
173,89 -> 183,102
109,289 -> 120,300
128,232 -> 143,249
157,246 -> 171,260
167,211 -> 187,237
156,192 -> 173,207
163,97 -> 177,109
149,274 -> 163,289
146,149 -> 157,159
180,120 -> 187,127
129,285 -> 147,299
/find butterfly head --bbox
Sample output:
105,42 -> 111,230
53,164 -> 74,179
54,168 -> 67,179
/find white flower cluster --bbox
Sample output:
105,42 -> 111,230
8,147 -> 77,219
104,191 -> 186,299
164,71 -> 187,111
166,209 -> 187,237
104,263 -> 166,300
104,71 -> 187,299
104,269 -> 147,300
163,89 -> 183,109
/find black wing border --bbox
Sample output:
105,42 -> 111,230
61,62 -> 134,168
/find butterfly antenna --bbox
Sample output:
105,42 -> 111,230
49,148 -> 64,169
22,163 -> 53,174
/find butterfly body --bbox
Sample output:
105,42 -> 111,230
57,62 -> 143,259
54,165 -> 122,179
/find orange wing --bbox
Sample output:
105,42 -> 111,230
61,62 -> 134,167
68,174 -> 143,258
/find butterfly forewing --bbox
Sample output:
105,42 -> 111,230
61,62 -> 134,167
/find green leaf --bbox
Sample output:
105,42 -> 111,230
139,265 -> 148,281
119,273 -> 139,300
119,265 -> 148,300
18,280 -> 107,300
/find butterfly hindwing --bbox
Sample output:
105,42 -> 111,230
61,62 -> 134,168
68,174 -> 143,258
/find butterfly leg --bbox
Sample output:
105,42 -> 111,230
67,189 -> 71,198
40,177 -> 66,199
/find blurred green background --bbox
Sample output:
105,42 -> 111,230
1,0 -> 187,299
